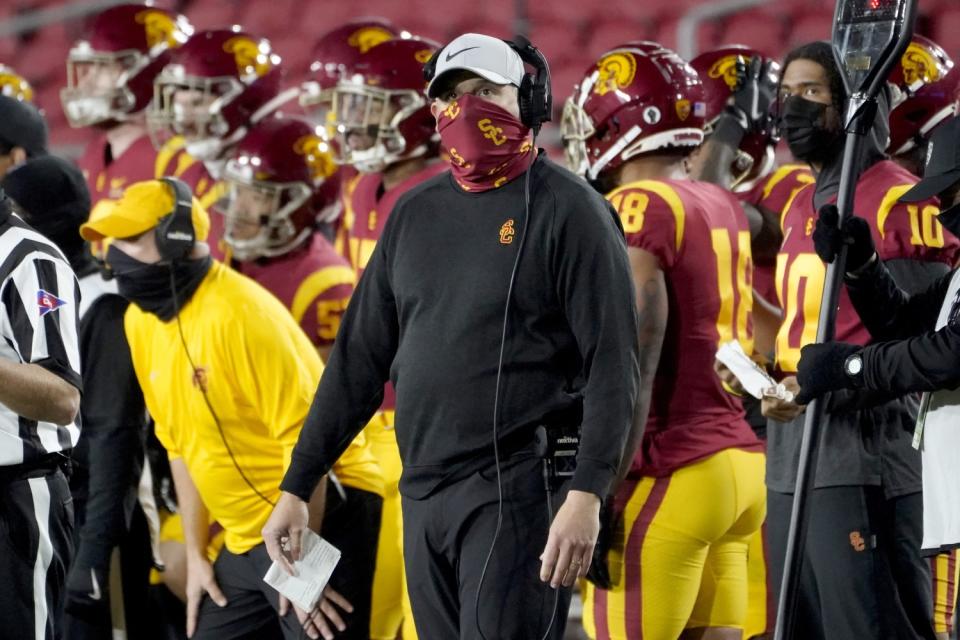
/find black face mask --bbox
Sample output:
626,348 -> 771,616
781,96 -> 843,165
106,245 -> 211,321
938,203 -> 960,240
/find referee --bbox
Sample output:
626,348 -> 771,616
0,186 -> 82,639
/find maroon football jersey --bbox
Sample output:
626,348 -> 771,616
610,178 -> 763,476
78,132 -> 157,219
233,234 -> 355,349
340,162 -> 448,277
339,161 -> 447,414
739,164 -> 816,307
775,160 -> 960,373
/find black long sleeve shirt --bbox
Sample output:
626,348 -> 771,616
847,257 -> 960,395
281,156 -> 640,501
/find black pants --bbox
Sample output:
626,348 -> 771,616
402,451 -> 572,640
192,484 -> 382,640
0,468 -> 74,640
63,504 -> 163,640
767,487 -> 935,640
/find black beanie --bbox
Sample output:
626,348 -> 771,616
0,94 -> 48,157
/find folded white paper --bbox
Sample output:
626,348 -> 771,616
716,341 -> 794,402
263,530 -> 341,613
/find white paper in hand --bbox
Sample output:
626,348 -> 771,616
263,530 -> 341,613
716,341 -> 787,401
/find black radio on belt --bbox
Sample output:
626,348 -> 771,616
534,424 -> 580,492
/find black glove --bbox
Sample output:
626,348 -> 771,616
812,204 -> 876,271
585,496 -> 616,590
795,342 -> 862,405
727,56 -> 779,134
64,554 -> 111,626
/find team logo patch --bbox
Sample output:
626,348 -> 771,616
643,106 -> 661,125
293,134 -> 336,181
500,219 -> 515,244
901,42 -> 941,88
675,99 -> 691,121
694,101 -> 706,118
347,27 -> 393,54
594,52 -> 637,96
849,531 -> 866,552
478,118 -> 507,146
414,49 -> 434,64
135,9 -> 180,50
708,54 -> 750,91
223,36 -> 273,79
37,289 -> 67,317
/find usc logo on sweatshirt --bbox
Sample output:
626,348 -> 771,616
500,219 -> 515,245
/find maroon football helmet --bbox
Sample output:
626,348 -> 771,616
147,28 -> 294,160
887,35 -> 959,156
562,42 -> 706,180
690,45 -> 780,186
61,4 -> 192,127
299,18 -> 401,130
331,37 -> 439,173
222,115 -> 339,260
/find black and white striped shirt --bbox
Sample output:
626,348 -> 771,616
0,207 -> 81,466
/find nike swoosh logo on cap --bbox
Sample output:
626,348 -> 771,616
445,46 -> 480,62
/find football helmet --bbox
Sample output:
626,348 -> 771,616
147,28 -> 294,160
222,115 -> 338,260
0,65 -> 34,102
562,42 -> 706,181
690,45 -> 780,186
331,37 -> 438,173
887,35 -> 959,156
299,18 -> 401,131
61,4 -> 192,127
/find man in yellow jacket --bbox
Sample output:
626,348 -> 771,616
80,179 -> 384,640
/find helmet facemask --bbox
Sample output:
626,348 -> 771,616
560,97 -> 595,178
222,158 -> 313,261
148,65 -> 241,158
331,83 -> 427,173
61,43 -> 146,126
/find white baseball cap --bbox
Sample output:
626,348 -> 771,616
427,33 -> 524,98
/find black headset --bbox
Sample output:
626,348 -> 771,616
155,177 -> 196,264
423,35 -> 553,134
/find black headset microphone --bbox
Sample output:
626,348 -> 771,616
425,37 -> 560,640
157,177 -> 277,509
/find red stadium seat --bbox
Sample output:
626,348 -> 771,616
528,20 -> 582,67
785,12 -> 833,50
185,0 -> 241,31
716,8 -> 785,58
238,0 -> 298,39
585,19 -> 654,58
654,16 -> 721,55
932,8 -> 960,46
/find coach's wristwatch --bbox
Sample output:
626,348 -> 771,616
843,352 -> 864,382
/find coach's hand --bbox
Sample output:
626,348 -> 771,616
262,491 -> 310,576
185,555 -> 227,638
279,588 -> 353,640
540,490 -> 600,589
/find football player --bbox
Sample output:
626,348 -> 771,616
0,63 -> 34,101
322,36 -> 443,640
562,42 -> 766,639
689,46 -> 811,639
62,3 -> 192,226
762,41 -> 960,639
149,28 -> 296,259
221,116 -> 349,362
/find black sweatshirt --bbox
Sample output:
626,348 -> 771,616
847,256 -> 960,394
281,155 -> 640,501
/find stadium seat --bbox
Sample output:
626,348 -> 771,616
785,12 -> 833,49
716,9 -> 785,58
932,8 -> 960,46
585,19 -> 655,58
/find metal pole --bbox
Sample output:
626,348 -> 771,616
772,119 -> 865,640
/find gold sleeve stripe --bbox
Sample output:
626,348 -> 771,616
633,180 -> 686,251
780,182 -> 815,231
876,184 -> 915,240
291,265 -> 357,323
154,136 -> 187,178
762,164 -> 810,200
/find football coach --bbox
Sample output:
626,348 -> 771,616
263,32 -> 640,639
